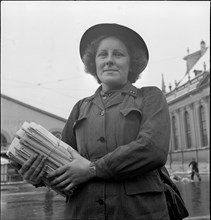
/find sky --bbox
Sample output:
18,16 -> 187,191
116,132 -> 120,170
1,1 -> 210,119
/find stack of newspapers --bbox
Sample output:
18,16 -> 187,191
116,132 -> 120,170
7,121 -> 76,197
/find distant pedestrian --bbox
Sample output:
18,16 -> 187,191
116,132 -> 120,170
189,158 -> 201,181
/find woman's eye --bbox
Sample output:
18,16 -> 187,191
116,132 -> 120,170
114,52 -> 124,57
97,52 -> 107,57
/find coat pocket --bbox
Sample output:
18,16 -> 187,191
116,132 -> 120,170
73,114 -> 88,135
118,107 -> 142,143
124,172 -> 164,195
72,113 -> 88,156
120,107 -> 142,117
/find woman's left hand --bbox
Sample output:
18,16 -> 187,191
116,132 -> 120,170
47,147 -> 93,193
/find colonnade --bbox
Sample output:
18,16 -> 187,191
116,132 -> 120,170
170,95 -> 210,152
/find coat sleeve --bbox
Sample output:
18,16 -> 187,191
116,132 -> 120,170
61,100 -> 83,150
94,87 -> 171,180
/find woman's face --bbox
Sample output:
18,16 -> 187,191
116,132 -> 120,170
95,37 -> 130,90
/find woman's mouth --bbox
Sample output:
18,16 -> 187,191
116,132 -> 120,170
103,69 -> 118,72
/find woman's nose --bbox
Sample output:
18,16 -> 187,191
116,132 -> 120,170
106,55 -> 114,66
106,60 -> 114,66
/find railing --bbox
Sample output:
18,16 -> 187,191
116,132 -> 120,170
1,173 -> 24,183
165,72 -> 206,102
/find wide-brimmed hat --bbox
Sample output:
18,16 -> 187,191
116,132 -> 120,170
79,23 -> 149,73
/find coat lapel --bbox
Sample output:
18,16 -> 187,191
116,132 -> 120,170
92,94 -> 105,110
87,82 -> 138,109
104,93 -> 125,108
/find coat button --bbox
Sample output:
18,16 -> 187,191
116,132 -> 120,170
96,199 -> 104,205
100,110 -> 105,116
98,137 -> 105,143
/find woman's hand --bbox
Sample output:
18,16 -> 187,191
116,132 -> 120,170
18,154 -> 47,185
47,147 -> 93,193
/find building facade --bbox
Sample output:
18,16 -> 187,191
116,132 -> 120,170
166,71 -> 210,167
164,41 -> 210,169
1,94 -> 67,154
1,94 -> 67,182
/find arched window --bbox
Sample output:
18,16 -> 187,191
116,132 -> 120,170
184,111 -> 192,149
52,131 -> 62,140
172,116 -> 179,150
199,105 -> 208,147
1,133 -> 7,147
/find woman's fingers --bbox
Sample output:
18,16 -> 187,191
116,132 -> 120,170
32,166 -> 47,184
30,156 -> 47,183
64,182 -> 75,192
18,154 -> 47,185
50,172 -> 69,186
53,178 -> 71,188
47,165 -> 67,179
9,160 -> 22,170
19,154 -> 38,176
25,155 -> 44,177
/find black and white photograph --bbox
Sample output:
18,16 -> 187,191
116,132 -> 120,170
1,1 -> 210,220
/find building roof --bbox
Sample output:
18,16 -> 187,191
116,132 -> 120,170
183,41 -> 209,76
183,49 -> 206,73
179,46 -> 210,86
166,41 -> 210,92
165,71 -> 210,103
1,93 -> 66,122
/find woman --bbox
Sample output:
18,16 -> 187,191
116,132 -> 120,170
17,23 -> 171,220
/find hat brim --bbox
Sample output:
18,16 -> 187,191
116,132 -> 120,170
79,23 -> 149,73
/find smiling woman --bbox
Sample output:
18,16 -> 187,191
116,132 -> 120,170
15,23 -> 173,220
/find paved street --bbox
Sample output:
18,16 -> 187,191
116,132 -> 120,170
1,176 -> 210,220
1,187 -> 67,220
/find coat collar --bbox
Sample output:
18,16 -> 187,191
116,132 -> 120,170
86,81 -> 138,101
84,82 -> 138,109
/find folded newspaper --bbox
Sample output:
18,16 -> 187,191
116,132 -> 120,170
7,121 -> 77,197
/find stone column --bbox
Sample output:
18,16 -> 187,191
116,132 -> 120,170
193,101 -> 201,148
200,97 -> 210,145
170,112 -> 174,151
174,109 -> 182,150
187,103 -> 196,148
179,107 -> 186,150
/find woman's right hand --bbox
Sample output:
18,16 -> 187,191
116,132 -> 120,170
18,154 -> 47,185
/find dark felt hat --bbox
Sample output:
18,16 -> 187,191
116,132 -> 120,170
79,23 -> 149,73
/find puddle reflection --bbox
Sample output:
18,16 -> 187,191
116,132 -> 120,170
176,179 -> 210,217
44,190 -> 54,220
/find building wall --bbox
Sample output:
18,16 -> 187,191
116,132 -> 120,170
165,72 -> 210,167
1,95 -> 68,183
1,95 -> 67,153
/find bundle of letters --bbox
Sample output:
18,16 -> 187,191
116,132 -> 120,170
7,121 -> 76,197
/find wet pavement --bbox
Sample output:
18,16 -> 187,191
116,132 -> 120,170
1,188 -> 66,220
176,175 -> 210,220
1,175 -> 210,220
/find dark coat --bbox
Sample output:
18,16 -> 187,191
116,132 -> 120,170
62,82 -> 170,220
